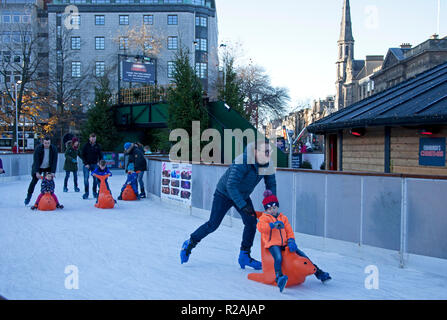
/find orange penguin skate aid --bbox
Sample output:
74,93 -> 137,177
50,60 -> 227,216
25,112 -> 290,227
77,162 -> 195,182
122,184 -> 138,201
247,211 -> 316,287
38,192 -> 57,211
94,174 -> 115,209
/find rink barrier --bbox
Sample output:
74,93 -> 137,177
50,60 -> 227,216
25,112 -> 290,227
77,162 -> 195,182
145,156 -> 447,264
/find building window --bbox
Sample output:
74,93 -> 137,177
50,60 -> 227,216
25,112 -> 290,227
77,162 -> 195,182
71,37 -> 81,50
119,37 -> 129,50
71,15 -> 81,26
195,16 -> 207,27
167,36 -> 178,50
167,15 -> 178,25
119,15 -> 129,25
72,62 -> 81,78
144,38 -> 154,51
195,38 -> 207,52
143,15 -> 153,25
12,12 -> 21,24
2,12 -> 11,24
95,37 -> 105,50
95,15 -> 105,25
95,61 -> 105,77
168,61 -> 175,78
195,62 -> 207,79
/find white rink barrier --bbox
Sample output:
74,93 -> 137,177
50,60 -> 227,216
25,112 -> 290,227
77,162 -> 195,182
145,156 -> 447,265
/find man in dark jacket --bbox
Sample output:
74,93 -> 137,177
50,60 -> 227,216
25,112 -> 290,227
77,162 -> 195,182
24,136 -> 59,205
124,142 -> 148,198
180,140 -> 276,270
81,133 -> 103,199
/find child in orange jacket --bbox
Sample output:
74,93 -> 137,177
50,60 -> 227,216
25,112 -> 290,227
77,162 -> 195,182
257,190 -> 331,291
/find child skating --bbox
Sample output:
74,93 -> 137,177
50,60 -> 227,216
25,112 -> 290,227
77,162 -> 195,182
31,172 -> 64,210
117,163 -> 140,200
92,160 -> 116,204
257,190 -> 331,292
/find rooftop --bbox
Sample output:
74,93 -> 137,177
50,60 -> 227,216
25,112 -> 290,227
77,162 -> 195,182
308,61 -> 447,134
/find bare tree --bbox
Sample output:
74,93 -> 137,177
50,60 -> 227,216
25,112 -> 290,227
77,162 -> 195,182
238,62 -> 290,129
0,22 -> 46,144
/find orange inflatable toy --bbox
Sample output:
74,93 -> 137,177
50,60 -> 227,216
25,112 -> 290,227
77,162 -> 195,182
247,211 -> 316,287
122,184 -> 138,201
94,174 -> 115,209
38,192 -> 57,211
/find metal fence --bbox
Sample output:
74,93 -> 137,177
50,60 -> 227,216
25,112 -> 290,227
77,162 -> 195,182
145,158 -> 447,262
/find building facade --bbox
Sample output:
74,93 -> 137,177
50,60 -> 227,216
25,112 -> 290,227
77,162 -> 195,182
47,0 -> 219,108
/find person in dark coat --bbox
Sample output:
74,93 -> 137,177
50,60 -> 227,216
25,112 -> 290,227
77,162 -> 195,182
124,142 -> 148,198
180,140 -> 276,270
63,137 -> 81,192
81,133 -> 103,199
24,135 -> 58,205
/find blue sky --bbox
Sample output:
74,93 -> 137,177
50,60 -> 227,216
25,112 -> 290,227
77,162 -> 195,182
217,0 -> 447,111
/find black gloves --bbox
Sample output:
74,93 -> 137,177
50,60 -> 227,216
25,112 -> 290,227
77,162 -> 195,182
241,204 -> 257,217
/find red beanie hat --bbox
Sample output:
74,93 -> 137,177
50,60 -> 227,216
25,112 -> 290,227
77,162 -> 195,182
262,190 -> 279,210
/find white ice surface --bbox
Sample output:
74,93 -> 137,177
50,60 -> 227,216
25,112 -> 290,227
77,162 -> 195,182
0,172 -> 446,300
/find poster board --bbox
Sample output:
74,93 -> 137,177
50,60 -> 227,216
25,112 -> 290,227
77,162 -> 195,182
161,162 -> 192,207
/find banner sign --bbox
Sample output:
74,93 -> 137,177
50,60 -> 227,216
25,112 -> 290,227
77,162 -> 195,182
419,137 -> 446,167
291,153 -> 302,169
122,61 -> 156,84
161,162 -> 192,206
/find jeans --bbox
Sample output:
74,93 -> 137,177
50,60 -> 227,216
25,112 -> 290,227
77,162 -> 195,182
64,171 -> 78,189
83,164 -> 98,195
268,245 -> 315,274
27,167 -> 51,197
137,171 -> 145,193
190,191 -> 257,250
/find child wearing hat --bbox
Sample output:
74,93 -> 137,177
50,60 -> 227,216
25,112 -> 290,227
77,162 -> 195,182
257,190 -> 331,292
117,162 -> 140,200
31,172 -> 64,210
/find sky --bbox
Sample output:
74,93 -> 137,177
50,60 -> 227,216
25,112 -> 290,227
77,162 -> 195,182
216,0 -> 447,112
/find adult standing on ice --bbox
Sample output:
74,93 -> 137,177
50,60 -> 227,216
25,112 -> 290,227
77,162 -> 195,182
0,157 -> 5,174
81,133 -> 103,199
180,140 -> 276,270
124,142 -> 147,198
24,135 -> 58,205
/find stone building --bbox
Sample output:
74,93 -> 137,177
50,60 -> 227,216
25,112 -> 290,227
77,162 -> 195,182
47,0 -> 219,108
335,0 -> 383,110
371,35 -> 447,94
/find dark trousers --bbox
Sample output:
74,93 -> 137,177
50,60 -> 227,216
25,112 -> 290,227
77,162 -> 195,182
137,171 -> 145,193
83,164 -> 98,195
64,171 -> 78,189
190,191 -> 257,250
268,245 -> 316,274
27,167 -> 51,197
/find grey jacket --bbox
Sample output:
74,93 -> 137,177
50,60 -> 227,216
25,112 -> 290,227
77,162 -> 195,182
216,143 -> 277,210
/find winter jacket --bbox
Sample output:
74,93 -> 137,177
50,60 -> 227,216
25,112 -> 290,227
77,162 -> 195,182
64,141 -> 81,172
257,212 -> 295,249
216,143 -> 277,210
40,177 -> 55,194
125,144 -> 147,172
82,142 -> 103,166
31,144 -> 58,176
92,166 -> 112,177
124,171 -> 138,186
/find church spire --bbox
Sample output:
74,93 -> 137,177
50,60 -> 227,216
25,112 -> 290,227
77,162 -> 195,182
339,0 -> 354,42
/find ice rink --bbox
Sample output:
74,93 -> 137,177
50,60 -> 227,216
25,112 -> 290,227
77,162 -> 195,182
0,173 -> 446,300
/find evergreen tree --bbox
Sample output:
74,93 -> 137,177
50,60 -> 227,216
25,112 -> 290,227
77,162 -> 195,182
167,47 -> 209,158
81,77 -> 119,151
218,55 -> 246,118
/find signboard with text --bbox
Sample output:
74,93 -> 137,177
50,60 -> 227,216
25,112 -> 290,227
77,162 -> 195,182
122,61 -> 156,84
419,137 -> 446,167
161,162 -> 192,207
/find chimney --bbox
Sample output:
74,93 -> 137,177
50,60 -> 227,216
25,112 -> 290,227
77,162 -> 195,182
430,34 -> 439,40
400,43 -> 412,49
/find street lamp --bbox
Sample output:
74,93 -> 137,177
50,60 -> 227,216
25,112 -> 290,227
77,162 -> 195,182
14,80 -> 22,153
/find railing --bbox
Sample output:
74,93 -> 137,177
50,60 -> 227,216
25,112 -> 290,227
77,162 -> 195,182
111,84 -> 173,105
